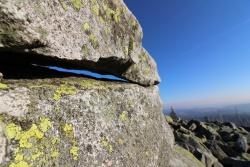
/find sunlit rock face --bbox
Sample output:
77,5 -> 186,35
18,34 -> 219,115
0,78 -> 173,167
0,0 -> 160,86
0,0 -> 176,166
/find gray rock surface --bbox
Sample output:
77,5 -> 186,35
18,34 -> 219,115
0,77 -> 173,167
236,136 -> 248,153
0,0 -> 160,86
170,145 -> 205,167
194,149 -> 223,167
167,116 -> 250,167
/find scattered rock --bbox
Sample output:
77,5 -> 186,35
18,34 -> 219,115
196,123 -> 219,140
205,141 -> 228,161
238,127 -> 249,135
242,153 -> 250,161
179,126 -> 191,134
223,122 -> 237,130
188,123 -> 197,131
236,136 -> 248,153
247,134 -> 250,146
219,127 -> 236,142
166,116 -> 174,124
170,145 -> 205,167
167,116 -> 250,167
194,149 -> 223,167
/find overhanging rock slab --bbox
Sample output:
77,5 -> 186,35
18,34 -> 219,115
0,0 -> 160,86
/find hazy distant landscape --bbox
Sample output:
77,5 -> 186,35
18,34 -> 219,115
164,103 -> 250,128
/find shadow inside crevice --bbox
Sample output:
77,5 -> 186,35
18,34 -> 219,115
0,51 -> 128,83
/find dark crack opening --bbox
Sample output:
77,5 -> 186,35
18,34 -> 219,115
0,51 -> 129,83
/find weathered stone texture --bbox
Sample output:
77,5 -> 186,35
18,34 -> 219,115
170,145 -> 205,167
0,0 -> 160,86
0,78 -> 173,167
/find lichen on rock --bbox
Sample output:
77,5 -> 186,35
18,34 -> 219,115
0,0 -> 174,166
0,0 -> 160,86
0,77 -> 173,167
0,83 -> 8,90
53,84 -> 77,101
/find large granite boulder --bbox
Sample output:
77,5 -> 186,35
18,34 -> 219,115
0,0 -> 160,86
0,0 -> 178,166
0,77 -> 173,167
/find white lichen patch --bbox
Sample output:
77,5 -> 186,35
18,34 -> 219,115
0,88 -> 30,116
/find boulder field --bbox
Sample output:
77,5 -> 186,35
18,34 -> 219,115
167,116 -> 250,167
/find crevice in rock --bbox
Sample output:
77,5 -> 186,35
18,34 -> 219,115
0,51 -> 129,83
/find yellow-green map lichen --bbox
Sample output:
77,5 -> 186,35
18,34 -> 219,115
70,146 -> 79,160
63,123 -> 73,136
71,0 -> 83,11
53,84 -> 77,101
2,116 -> 81,166
0,83 -> 8,89
100,137 -> 113,154
0,76 -> 169,166
119,111 -> 129,122
39,118 -> 52,133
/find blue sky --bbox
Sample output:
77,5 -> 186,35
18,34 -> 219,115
124,0 -> 250,108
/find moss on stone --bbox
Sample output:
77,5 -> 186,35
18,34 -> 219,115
128,38 -> 134,56
5,123 -> 22,140
82,22 -> 90,32
100,137 -> 113,153
113,8 -> 121,23
31,151 -> 43,160
81,44 -> 90,57
174,145 -> 204,167
0,76 -> 165,166
36,27 -> 48,40
18,124 -> 44,148
33,2 -> 46,16
39,118 -> 52,133
0,83 -> 8,90
119,111 -> 128,122
70,146 -> 79,160
91,4 -> 100,16
117,138 -> 124,145
104,27 -> 111,36
9,161 -> 30,167
2,116 -> 80,166
14,153 -> 24,161
88,34 -> 99,49
51,150 -> 60,158
165,116 -> 173,124
53,84 -> 77,101
104,105 -> 116,121
71,0 -> 83,11
58,0 -> 68,11
63,123 -> 73,136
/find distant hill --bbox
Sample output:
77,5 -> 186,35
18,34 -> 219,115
164,103 -> 250,127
